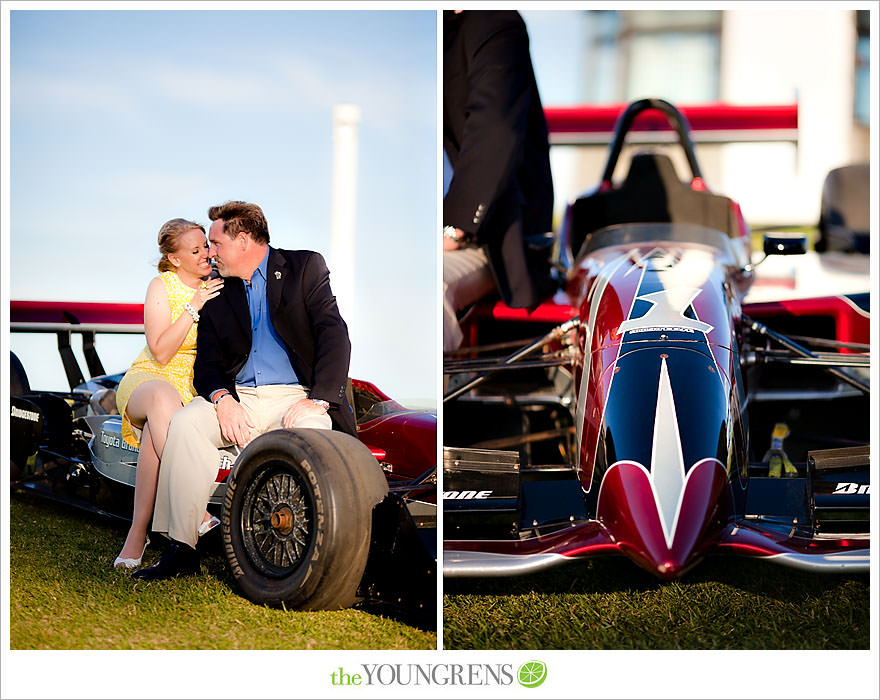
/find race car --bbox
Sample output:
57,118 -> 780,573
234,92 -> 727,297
443,98 -> 870,580
9,304 -> 436,616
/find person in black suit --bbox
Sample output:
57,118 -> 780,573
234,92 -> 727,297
443,9 -> 555,352
134,200 -> 354,580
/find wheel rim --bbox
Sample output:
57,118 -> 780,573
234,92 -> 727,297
240,460 -> 314,578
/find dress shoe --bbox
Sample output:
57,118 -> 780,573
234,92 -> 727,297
113,535 -> 150,569
198,515 -> 220,537
131,539 -> 199,581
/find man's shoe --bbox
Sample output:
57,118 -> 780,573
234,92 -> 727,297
131,539 -> 199,581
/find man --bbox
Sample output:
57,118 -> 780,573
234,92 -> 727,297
134,200 -> 355,580
443,9 -> 555,352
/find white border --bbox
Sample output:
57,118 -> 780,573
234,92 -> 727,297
3,4 -> 878,700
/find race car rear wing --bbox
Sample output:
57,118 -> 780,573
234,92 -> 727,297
544,102 -> 798,145
10,300 -> 145,326
10,300 -> 144,390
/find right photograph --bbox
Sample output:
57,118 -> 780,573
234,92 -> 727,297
442,8 -> 870,650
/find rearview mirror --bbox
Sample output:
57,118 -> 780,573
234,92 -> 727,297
763,232 -> 807,256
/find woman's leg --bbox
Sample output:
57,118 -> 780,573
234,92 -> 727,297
125,380 -> 182,458
116,421 -> 160,561
115,381 -> 182,562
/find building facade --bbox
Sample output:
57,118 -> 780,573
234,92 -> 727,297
523,8 -> 871,229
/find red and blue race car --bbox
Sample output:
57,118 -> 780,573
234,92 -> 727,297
443,99 -> 869,581
10,304 -> 436,616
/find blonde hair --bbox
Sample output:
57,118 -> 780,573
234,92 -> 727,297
157,218 -> 206,273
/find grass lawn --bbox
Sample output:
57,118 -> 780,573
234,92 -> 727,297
9,493 -> 436,650
444,554 -> 869,649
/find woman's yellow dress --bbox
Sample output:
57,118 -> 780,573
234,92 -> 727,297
115,271 -> 198,448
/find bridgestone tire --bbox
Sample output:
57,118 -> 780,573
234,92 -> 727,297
10,354 -> 34,481
221,428 -> 388,610
10,352 -> 30,396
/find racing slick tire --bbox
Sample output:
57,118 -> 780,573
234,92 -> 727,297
9,353 -> 35,481
221,428 -> 388,610
10,352 -> 30,397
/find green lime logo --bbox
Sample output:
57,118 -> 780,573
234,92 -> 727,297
517,660 -> 547,688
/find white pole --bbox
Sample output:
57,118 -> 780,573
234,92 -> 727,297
330,103 -> 361,324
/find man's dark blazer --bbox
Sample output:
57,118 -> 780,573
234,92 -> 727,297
193,247 -> 357,437
443,9 -> 555,310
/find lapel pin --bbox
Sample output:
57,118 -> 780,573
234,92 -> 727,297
275,271 -> 282,280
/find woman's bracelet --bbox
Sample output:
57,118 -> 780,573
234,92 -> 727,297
184,302 -> 200,323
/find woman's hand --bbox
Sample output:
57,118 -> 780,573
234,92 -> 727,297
189,277 -> 224,312
144,275 -> 223,365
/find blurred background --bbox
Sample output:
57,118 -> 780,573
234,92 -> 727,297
6,9 -> 437,408
521,8 -> 871,229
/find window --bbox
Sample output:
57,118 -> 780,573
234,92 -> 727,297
854,10 -> 869,126
584,10 -> 721,104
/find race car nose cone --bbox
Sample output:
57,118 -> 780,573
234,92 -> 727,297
597,458 -> 730,580
655,559 -> 686,581
593,354 -> 732,579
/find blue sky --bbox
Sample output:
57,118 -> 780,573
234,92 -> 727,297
7,9 -> 437,406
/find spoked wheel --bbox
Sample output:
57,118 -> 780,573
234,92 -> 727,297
222,428 -> 388,610
238,462 -> 315,577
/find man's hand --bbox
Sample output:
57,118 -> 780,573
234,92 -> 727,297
216,395 -> 255,446
443,236 -> 461,251
442,227 -> 466,251
283,397 -> 328,429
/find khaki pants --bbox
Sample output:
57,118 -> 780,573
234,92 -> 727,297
152,384 -> 332,547
443,245 -> 495,352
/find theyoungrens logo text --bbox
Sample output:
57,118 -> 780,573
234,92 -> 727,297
330,662 -> 547,689
331,664 -> 514,687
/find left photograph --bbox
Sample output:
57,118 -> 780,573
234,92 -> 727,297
7,9 -> 437,650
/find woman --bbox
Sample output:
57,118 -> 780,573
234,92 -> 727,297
112,218 -> 224,568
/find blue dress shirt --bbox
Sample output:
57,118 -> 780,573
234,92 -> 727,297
235,250 -> 299,387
